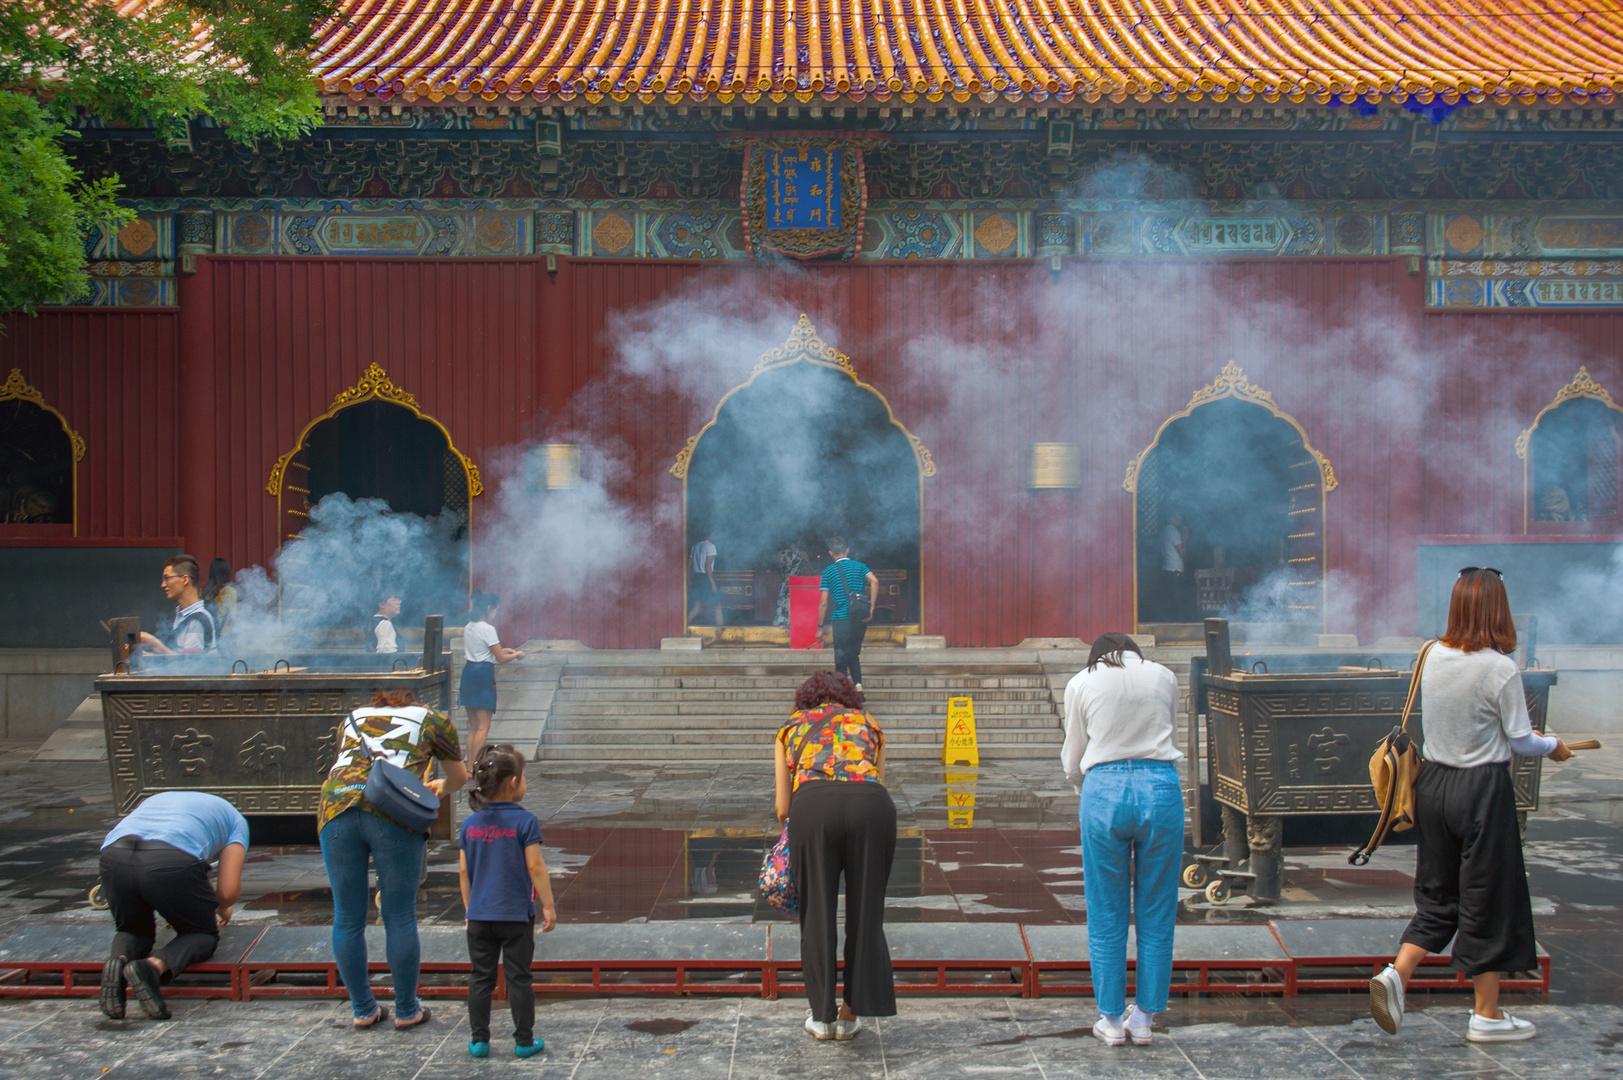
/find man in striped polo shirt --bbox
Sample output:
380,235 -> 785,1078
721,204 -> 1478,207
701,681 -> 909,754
139,554 -> 218,656
818,537 -> 878,692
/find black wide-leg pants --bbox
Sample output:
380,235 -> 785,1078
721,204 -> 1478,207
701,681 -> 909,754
99,838 -> 220,980
788,779 -> 897,1023
466,920 -> 536,1044
1400,760 -> 1538,977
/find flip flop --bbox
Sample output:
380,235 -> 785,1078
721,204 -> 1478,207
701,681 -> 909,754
395,1006 -> 433,1030
354,1005 -> 390,1029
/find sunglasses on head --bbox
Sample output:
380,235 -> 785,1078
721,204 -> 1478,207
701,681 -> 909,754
1458,566 -> 1503,579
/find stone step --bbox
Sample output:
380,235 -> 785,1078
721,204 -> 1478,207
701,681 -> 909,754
539,727 -> 1063,746
541,714 -> 1063,732
534,742 -> 1061,761
547,701 -> 1058,718
558,675 -> 1052,690
551,688 -> 1054,705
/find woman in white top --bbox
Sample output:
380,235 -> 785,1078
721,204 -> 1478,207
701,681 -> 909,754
1060,632 -> 1183,1048
1369,568 -> 1571,1044
460,591 -> 525,764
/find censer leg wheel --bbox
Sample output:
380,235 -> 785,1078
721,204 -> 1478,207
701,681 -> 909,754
1181,863 -> 1209,889
1204,879 -> 1231,905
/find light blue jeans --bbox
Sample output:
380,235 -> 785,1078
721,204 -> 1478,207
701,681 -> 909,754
320,807 -> 428,1021
1080,759 -> 1184,1017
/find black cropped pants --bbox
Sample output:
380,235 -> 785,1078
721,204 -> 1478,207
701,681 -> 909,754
1400,760 -> 1538,977
788,780 -> 897,1023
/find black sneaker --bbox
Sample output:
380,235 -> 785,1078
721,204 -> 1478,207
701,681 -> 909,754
99,956 -> 126,1019
122,959 -> 170,1020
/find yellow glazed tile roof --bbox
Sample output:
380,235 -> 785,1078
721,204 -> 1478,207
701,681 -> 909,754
304,0 -> 1623,106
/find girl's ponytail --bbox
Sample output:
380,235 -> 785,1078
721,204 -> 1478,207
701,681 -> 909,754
469,742 -> 525,810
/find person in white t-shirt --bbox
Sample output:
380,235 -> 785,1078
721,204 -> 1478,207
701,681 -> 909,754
1158,512 -> 1188,621
1060,632 -> 1183,1049
371,594 -> 401,654
460,591 -> 526,763
687,531 -> 721,628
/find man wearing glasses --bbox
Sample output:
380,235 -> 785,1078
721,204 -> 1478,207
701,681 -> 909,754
139,555 -> 218,655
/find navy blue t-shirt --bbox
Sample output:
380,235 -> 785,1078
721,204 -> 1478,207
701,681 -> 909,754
459,802 -> 544,922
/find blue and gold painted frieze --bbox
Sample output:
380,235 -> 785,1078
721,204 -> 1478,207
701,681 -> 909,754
65,198 -> 1623,310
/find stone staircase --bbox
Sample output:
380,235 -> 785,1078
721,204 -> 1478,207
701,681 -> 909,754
534,650 -> 1070,762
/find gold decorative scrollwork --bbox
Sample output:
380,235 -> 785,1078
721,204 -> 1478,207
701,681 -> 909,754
674,315 -> 935,481
266,363 -> 483,498
1,367 -> 86,532
1122,361 -> 1337,493
1517,366 -> 1623,531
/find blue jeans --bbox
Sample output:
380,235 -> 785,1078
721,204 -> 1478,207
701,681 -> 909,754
1080,759 -> 1184,1017
320,807 -> 428,1020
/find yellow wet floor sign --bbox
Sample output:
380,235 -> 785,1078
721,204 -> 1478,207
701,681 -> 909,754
942,696 -> 979,766
944,771 -> 977,828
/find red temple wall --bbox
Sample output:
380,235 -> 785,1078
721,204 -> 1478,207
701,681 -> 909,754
4,258 -> 1621,648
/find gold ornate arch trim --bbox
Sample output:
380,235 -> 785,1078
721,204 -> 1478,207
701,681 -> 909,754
266,363 -> 484,498
1516,366 -> 1623,532
1,368 -> 85,535
669,314 -> 936,481
1122,361 -> 1338,494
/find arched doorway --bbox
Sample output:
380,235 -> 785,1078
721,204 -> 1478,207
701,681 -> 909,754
267,364 -> 481,628
1126,363 -> 1335,635
1519,367 -> 1622,532
672,316 -> 934,645
0,368 -> 84,531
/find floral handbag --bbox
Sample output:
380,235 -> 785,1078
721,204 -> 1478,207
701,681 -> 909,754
758,710 -> 837,915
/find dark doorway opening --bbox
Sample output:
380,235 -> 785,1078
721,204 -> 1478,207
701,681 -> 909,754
0,399 -> 72,525
1530,397 -> 1622,528
685,362 -> 920,629
1135,398 -> 1324,629
283,400 -> 470,631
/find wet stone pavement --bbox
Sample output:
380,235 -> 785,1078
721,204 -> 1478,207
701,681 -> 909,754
0,738 -> 1622,1076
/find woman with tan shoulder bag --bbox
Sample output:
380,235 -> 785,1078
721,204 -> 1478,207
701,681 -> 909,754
1369,568 -> 1572,1043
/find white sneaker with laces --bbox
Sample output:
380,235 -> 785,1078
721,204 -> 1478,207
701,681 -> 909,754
1467,1009 -> 1537,1042
1369,964 -> 1405,1034
1092,1014 -> 1126,1046
835,1016 -> 863,1041
804,1012 -> 836,1040
1123,1004 -> 1154,1045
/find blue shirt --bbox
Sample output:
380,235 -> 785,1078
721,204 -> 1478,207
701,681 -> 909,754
102,791 -> 249,861
820,559 -> 871,621
460,802 -> 544,922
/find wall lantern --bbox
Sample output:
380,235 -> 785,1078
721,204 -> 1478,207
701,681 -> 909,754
1028,443 -> 1082,489
526,444 -> 581,490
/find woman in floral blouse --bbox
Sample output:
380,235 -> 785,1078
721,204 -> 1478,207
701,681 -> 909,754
773,670 -> 896,1042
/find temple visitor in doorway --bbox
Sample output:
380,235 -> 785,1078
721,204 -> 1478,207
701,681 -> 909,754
1060,632 -> 1184,1047
819,538 -> 877,691
98,791 -> 249,1021
1536,484 -> 1580,522
138,554 -> 218,656
774,540 -> 809,626
202,558 -> 237,639
774,670 -> 896,1041
1160,512 -> 1189,622
462,592 -> 526,762
372,593 -> 402,654
1369,568 -> 1573,1044
688,530 -> 721,627
320,688 -> 466,1030
460,743 -> 556,1060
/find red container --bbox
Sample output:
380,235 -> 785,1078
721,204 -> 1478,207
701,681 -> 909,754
788,575 -> 823,650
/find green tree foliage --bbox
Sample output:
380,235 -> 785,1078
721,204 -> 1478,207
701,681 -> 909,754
0,0 -> 337,313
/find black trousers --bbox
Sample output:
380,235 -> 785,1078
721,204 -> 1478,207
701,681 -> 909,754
467,920 -> 536,1044
789,780 -> 897,1023
1400,760 -> 1538,977
99,838 -> 220,980
831,618 -> 867,687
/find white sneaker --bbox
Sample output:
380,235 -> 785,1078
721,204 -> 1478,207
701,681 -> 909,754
1092,1014 -> 1126,1046
854,683 -> 863,693
804,1012 -> 836,1040
835,1016 -> 863,1041
1467,1009 -> 1537,1042
1123,1004 -> 1154,1045
1369,964 -> 1406,1034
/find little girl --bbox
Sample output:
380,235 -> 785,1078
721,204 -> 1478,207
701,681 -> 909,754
461,591 -> 525,764
459,744 -> 557,1059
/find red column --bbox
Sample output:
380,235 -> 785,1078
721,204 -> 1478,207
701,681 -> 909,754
176,257 -> 216,561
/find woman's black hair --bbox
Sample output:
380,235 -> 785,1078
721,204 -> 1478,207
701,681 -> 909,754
204,558 -> 232,601
469,742 -> 525,810
470,590 -> 500,620
1086,632 -> 1144,671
